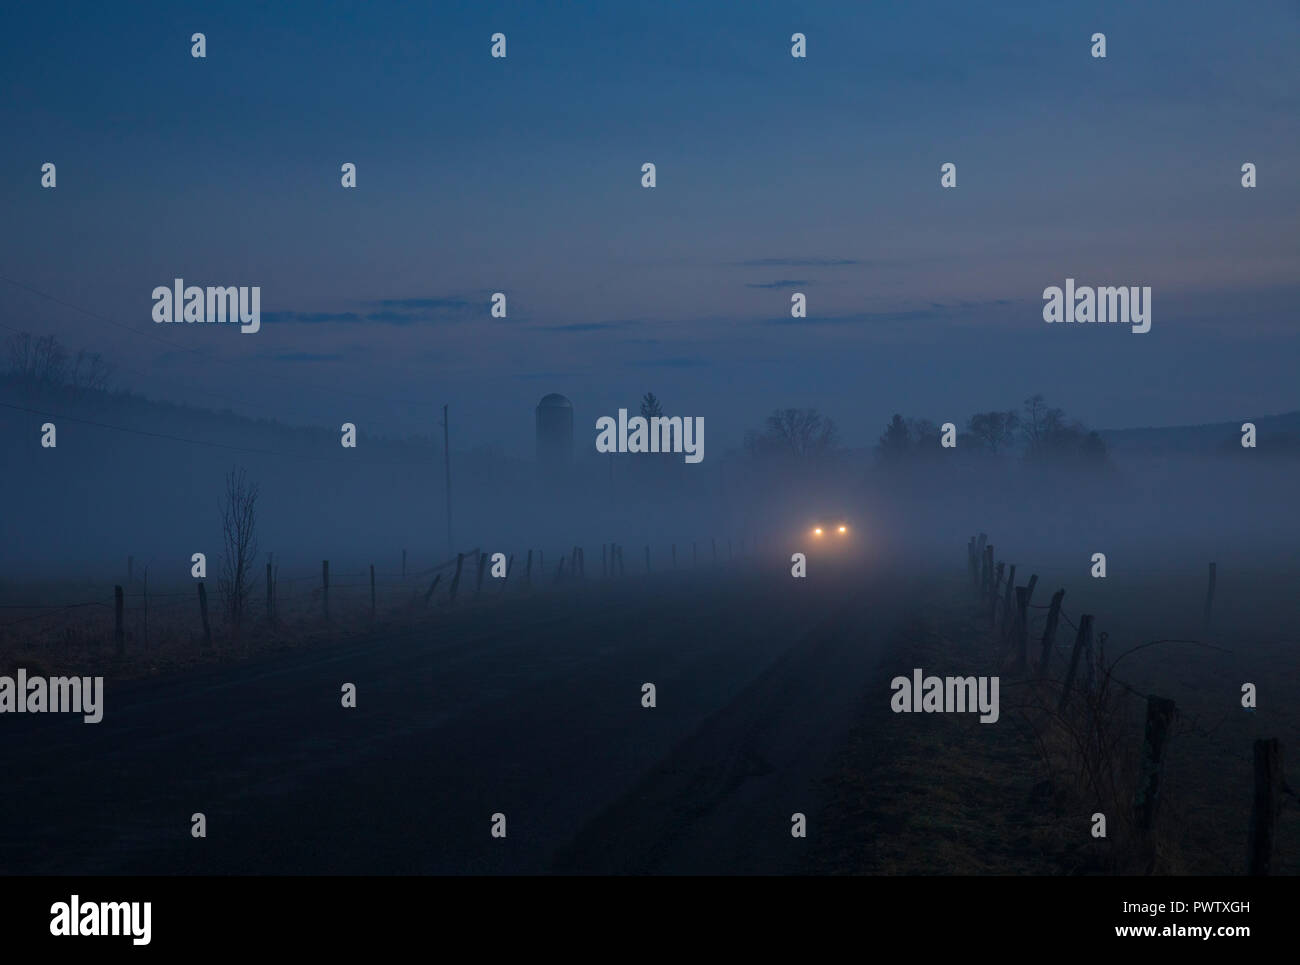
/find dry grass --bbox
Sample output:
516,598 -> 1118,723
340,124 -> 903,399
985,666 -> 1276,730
0,569 -> 512,682
811,572 -> 1300,875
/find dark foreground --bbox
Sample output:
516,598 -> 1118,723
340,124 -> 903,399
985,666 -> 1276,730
1,563 -> 911,874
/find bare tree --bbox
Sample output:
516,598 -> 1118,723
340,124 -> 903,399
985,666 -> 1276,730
30,334 -> 68,389
69,348 -> 113,394
3,331 -> 34,376
745,408 -> 840,461
967,410 -> 1020,454
218,468 -> 259,636
639,392 -> 664,419
1019,394 -> 1108,466
4,332 -> 69,394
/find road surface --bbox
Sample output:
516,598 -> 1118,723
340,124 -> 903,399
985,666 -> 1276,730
1,566 -> 911,874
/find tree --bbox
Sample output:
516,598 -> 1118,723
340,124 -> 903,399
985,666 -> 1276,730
967,410 -> 1020,455
639,392 -> 664,420
4,332 -> 69,394
218,468 -> 259,636
1019,394 -> 1108,467
69,348 -> 113,394
874,414 -> 911,464
906,418 -> 941,457
745,408 -> 840,461
1020,394 -> 1052,452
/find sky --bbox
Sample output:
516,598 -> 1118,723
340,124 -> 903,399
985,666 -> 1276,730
1,0 -> 1297,456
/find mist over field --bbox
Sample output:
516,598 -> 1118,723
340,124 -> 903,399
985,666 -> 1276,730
4,361 -> 1298,589
1,0 -> 1297,898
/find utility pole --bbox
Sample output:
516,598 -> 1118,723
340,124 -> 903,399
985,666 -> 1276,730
442,403 -> 452,555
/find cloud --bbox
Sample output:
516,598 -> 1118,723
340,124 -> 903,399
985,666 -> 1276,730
736,257 -> 860,267
762,298 -> 1022,326
261,311 -> 362,324
624,357 -> 710,368
765,308 -> 944,326
368,297 -> 471,310
746,279 -> 809,289
538,322 -> 622,332
262,297 -> 477,326
269,352 -> 347,362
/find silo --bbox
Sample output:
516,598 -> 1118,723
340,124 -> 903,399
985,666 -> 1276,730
536,393 -> 574,469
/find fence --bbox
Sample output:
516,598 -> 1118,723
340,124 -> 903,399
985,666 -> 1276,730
0,537 -> 758,656
966,531 -> 1294,875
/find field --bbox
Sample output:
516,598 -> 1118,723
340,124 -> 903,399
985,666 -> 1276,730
2,544 -> 1297,875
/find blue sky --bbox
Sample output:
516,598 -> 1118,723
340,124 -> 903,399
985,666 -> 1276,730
1,0 -> 1297,454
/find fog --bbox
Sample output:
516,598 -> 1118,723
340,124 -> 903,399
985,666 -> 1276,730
4,376 -> 1297,601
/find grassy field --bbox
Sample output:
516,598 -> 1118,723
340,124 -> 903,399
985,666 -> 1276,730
811,564 -> 1300,876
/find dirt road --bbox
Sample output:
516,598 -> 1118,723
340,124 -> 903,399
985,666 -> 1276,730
0,566 -> 910,874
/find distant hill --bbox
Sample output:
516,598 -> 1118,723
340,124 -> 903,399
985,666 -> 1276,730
1100,410 -> 1300,455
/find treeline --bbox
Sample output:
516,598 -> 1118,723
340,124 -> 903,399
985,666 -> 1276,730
3,331 -> 114,399
875,394 -> 1108,469
723,395 -> 1107,476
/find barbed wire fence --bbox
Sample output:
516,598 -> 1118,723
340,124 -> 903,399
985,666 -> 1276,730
966,531 -> 1291,876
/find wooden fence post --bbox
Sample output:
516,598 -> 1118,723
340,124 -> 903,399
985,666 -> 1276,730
968,536 -> 978,586
1014,586 -> 1029,673
555,555 -> 566,583
196,583 -> 210,647
1059,614 -> 1093,711
1134,694 -> 1177,832
989,561 -> 1003,625
370,564 -> 377,617
476,551 -> 487,596
110,584 -> 123,654
322,560 -> 330,620
423,573 -> 442,605
449,553 -> 464,602
1204,562 -> 1217,627
1038,589 -> 1065,678
1000,564 -> 1017,641
1248,738 -> 1282,875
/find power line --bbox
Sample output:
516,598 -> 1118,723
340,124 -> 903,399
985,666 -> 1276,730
0,398 -> 436,466
0,273 -> 437,408
0,316 -> 354,424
